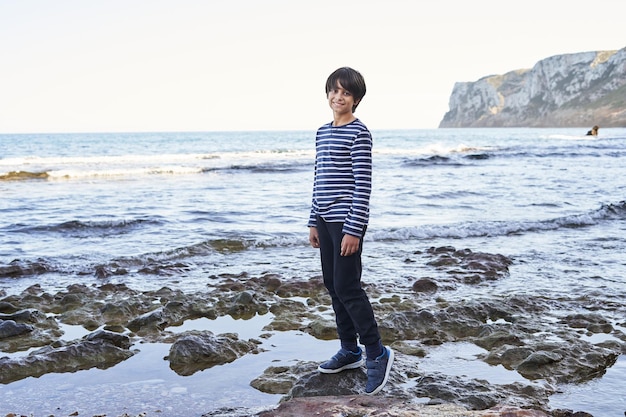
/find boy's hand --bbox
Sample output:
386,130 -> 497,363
309,227 -> 320,248
341,234 -> 360,256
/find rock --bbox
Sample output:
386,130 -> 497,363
423,247 -> 512,285
485,346 -> 534,369
304,318 -> 337,340
0,308 -> 43,323
208,287 -> 271,320
0,259 -> 50,277
255,395 -> 545,417
0,301 -> 19,313
126,300 -> 196,333
166,330 -> 259,376
0,336 -> 135,384
481,405 -> 551,416
510,344 -> 619,384
551,410 -> 595,417
440,47 -> 626,128
560,312 -> 613,333
391,340 -> 427,358
251,363 -> 316,395
258,274 -> 282,292
1,245 -> 621,416
287,367 -> 368,399
85,329 -> 132,349
475,330 -> 522,350
0,309 -> 59,353
233,290 -> 255,305
0,320 -> 33,339
127,306 -> 167,332
412,278 -> 438,293
516,351 -> 564,379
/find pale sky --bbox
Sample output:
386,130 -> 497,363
1,0 -> 624,133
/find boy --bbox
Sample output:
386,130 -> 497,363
308,67 -> 394,395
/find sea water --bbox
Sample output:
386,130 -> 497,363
1,128 -> 624,416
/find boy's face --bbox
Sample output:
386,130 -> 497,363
327,81 -> 359,116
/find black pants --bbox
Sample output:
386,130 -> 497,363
316,216 -> 380,347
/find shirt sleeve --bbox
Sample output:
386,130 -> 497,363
308,157 -> 318,228
342,129 -> 372,237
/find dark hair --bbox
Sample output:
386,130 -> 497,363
325,67 -> 367,112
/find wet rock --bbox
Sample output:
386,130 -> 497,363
0,332 -> 135,384
0,320 -> 33,339
0,301 -> 19,313
517,351 -> 564,374
100,300 -> 140,325
125,307 -> 167,333
58,293 -> 84,311
127,299 -> 202,334
411,374 -> 554,411
252,354 -> 554,415
233,290 -> 254,305
251,362 -> 317,395
251,273 -> 283,293
227,290 -> 269,319
274,276 -> 327,300
278,353 -> 413,401
560,312 -> 613,333
53,284 -> 150,330
209,288 -> 271,320
379,309 -> 456,345
266,299 -> 314,332
256,395 -> 488,417
85,329 -> 132,349
1,245 -> 621,416
423,246 -> 513,284
94,264 -> 129,278
481,405 -> 551,416
485,345 -> 535,369
0,259 -> 50,277
137,261 -> 190,275
286,364 -> 367,398
412,374 -> 499,409
167,330 -> 259,376
475,330 -> 523,350
269,298 -> 308,316
489,341 -> 620,384
304,318 -> 337,340
391,340 -> 427,358
412,277 -> 438,293
551,410 -> 595,417
0,309 -> 60,353
264,317 -> 303,332
0,308 -> 43,323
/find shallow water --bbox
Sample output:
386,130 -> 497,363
1,128 -> 625,415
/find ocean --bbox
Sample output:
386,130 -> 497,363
1,128 -> 625,416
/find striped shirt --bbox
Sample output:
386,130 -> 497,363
308,119 -> 372,237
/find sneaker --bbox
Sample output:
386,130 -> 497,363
317,347 -> 364,374
365,346 -> 394,395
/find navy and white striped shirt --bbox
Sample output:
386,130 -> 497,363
308,119 -> 372,237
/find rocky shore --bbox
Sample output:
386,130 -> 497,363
1,246 -> 624,417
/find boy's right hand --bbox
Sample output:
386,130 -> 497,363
309,227 -> 320,248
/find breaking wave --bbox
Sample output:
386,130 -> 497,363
369,201 -> 626,241
9,218 -> 161,235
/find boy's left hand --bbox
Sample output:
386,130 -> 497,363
341,234 -> 360,256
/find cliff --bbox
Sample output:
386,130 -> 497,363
439,47 -> 626,128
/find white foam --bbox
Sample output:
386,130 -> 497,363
0,149 -> 315,180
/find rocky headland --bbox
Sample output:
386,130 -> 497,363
1,246 -> 624,417
439,47 -> 626,128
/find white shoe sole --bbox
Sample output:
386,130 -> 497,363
317,358 -> 364,374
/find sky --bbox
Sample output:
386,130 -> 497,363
1,0 -> 625,133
